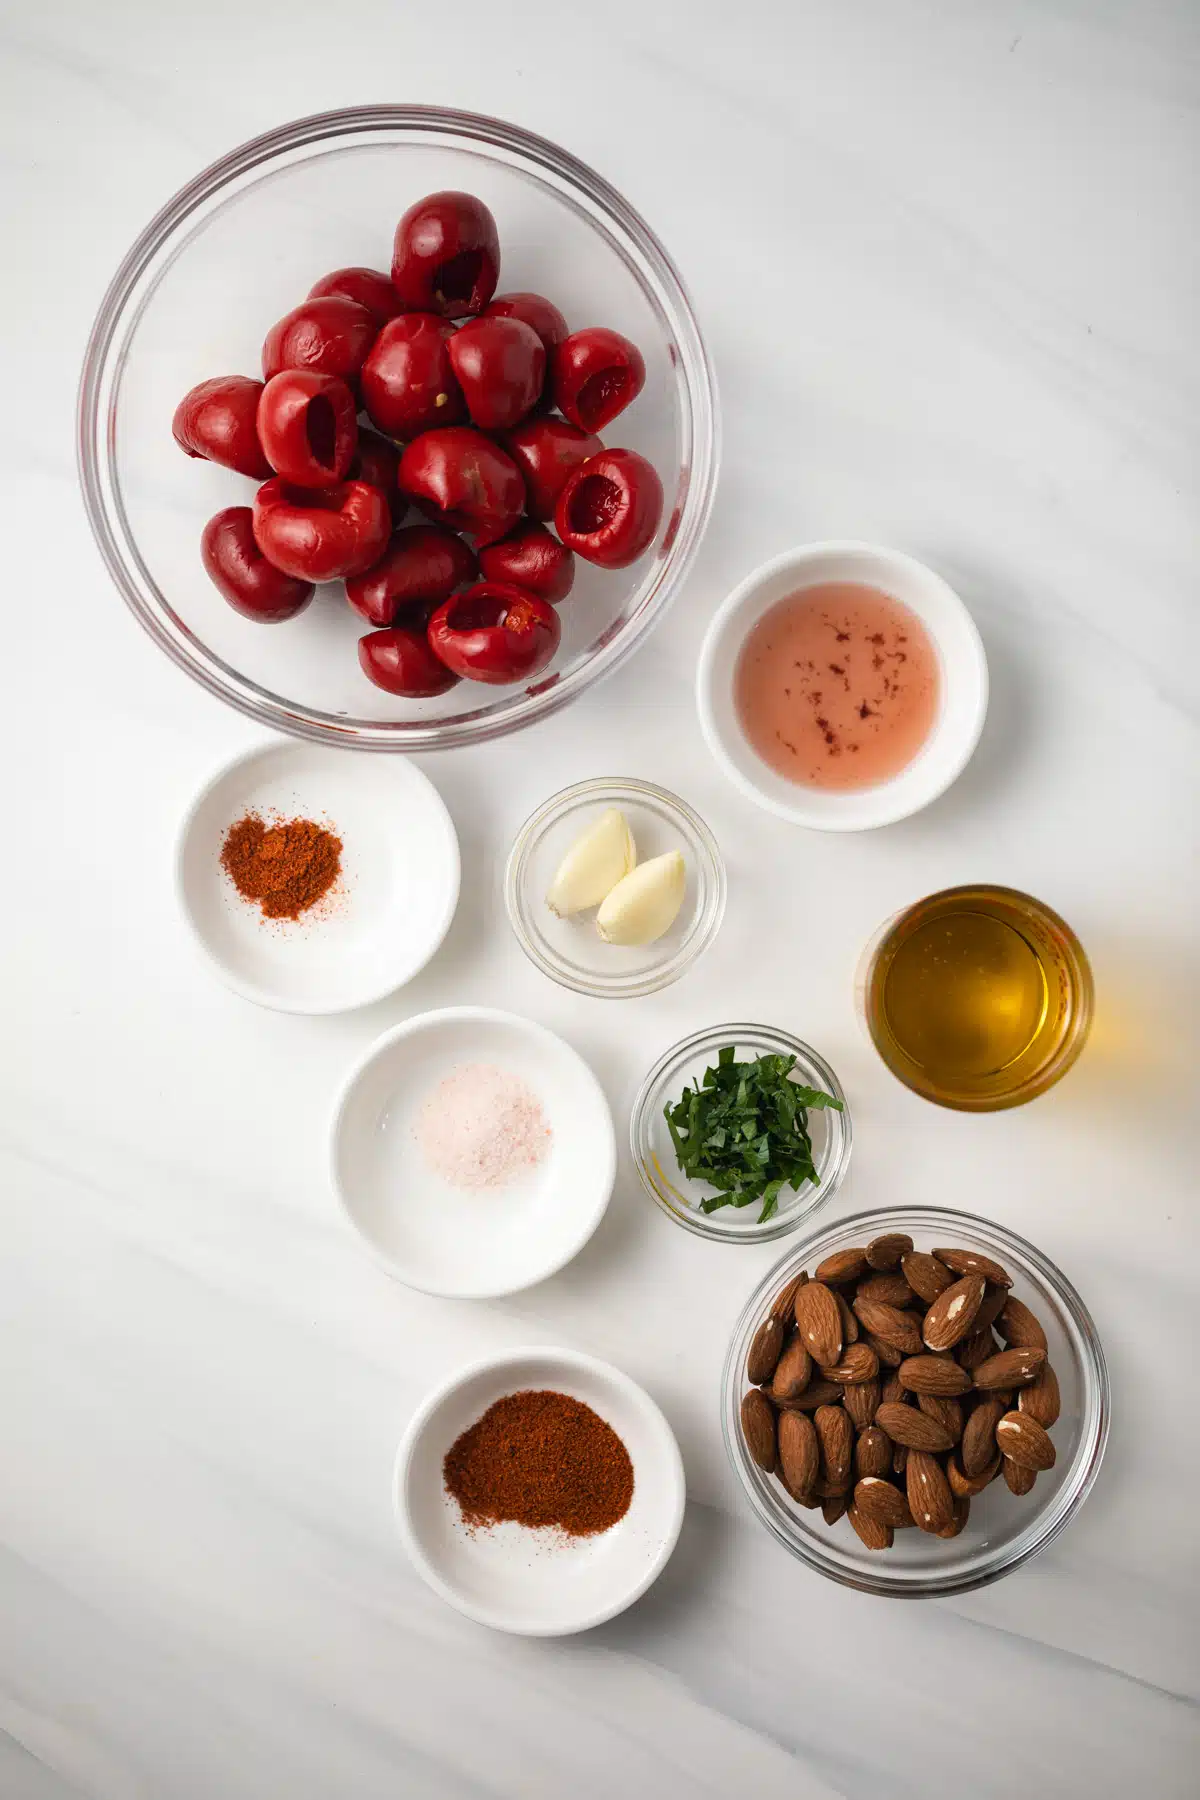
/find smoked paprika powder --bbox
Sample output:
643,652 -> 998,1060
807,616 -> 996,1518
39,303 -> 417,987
219,813 -> 342,920
443,1389 -> 634,1537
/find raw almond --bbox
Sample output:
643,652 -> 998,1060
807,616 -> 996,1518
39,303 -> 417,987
1003,1456 -> 1037,1496
906,1448 -> 955,1534
793,1281 -> 843,1368
847,1504 -> 893,1550
842,1377 -> 881,1432
918,1393 -> 964,1444
865,1232 -> 913,1271
961,1395 -> 1005,1475
779,1377 -> 844,1412
975,1284 -> 1010,1333
956,1326 -> 1000,1372
996,1410 -> 1057,1471
879,1370 -> 906,1407
746,1315 -> 785,1385
853,1300 -> 925,1355
898,1354 -> 972,1397
855,1426 -> 892,1479
947,1451 -> 1001,1497
934,1246 -> 1012,1288
936,1495 -> 970,1538
815,1247 -> 868,1285
900,1251 -> 954,1304
815,1404 -> 854,1489
854,1476 -> 913,1528
740,1389 -> 776,1470
1018,1361 -> 1061,1428
821,1494 -> 848,1526
972,1346 -> 1046,1390
855,1271 -> 914,1309
835,1290 -> 860,1346
815,1474 -> 852,1500
892,1442 -> 908,1477
923,1274 -> 986,1351
822,1343 -> 879,1385
875,1401 -> 955,1454
778,1407 -> 819,1496
998,1295 -> 1048,1350
769,1337 -> 812,1403
771,1269 -> 807,1321
865,1330 -> 906,1369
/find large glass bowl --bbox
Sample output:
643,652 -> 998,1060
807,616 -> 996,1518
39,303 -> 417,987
78,107 -> 719,751
722,1206 -> 1109,1596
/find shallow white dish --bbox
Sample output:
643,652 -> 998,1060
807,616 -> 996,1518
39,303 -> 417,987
696,541 -> 988,830
330,1008 -> 615,1297
394,1346 -> 686,1635
175,739 -> 459,1012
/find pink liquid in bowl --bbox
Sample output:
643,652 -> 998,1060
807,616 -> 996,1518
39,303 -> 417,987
733,583 -> 941,791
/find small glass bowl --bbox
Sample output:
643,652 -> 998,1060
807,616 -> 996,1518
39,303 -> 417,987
722,1206 -> 1110,1597
630,1024 -> 851,1241
504,778 -> 725,998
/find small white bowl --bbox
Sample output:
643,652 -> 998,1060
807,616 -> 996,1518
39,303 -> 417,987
176,739 -> 459,1012
394,1346 -> 686,1635
330,1008 -> 615,1298
696,542 -> 988,830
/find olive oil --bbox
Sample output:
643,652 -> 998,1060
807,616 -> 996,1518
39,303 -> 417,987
862,886 -> 1093,1110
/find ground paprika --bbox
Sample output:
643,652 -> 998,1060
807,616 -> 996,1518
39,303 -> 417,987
219,813 -> 342,920
443,1389 -> 634,1537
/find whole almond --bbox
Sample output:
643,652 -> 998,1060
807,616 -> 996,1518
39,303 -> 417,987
856,1271 -> 914,1309
923,1274 -> 986,1351
771,1269 -> 807,1321
918,1393 -> 964,1443
892,1442 -> 908,1477
793,1281 -> 843,1368
822,1343 -> 879,1385
936,1495 -> 970,1538
1003,1456 -> 1037,1496
934,1246 -> 1012,1288
842,1376 -> 881,1432
1018,1361 -> 1061,1428
973,1346 -> 1046,1390
947,1450 -> 1002,1497
746,1316 -> 785,1385
770,1337 -> 812,1403
854,1476 -> 913,1528
780,1377 -> 845,1411
875,1401 -> 955,1454
961,1395 -> 1005,1475
906,1448 -> 955,1534
815,1474 -> 852,1500
996,1410 -> 1057,1471
975,1284 -> 1010,1333
900,1251 -> 954,1304
899,1354 -> 972,1397
740,1390 -> 776,1470
880,1370 -> 906,1407
778,1408 -> 819,1496
865,1232 -> 913,1271
998,1295 -> 1048,1350
847,1504 -> 893,1550
822,1494 -> 848,1526
855,1425 -> 892,1479
815,1404 -> 854,1488
956,1326 -> 999,1372
815,1247 -> 868,1285
835,1290 -> 860,1346
865,1330 -> 905,1369
854,1300 -> 925,1355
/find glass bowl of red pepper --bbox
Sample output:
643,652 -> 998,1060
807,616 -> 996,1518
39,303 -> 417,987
79,106 -> 719,751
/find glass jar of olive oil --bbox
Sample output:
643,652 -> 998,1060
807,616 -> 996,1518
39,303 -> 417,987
860,885 -> 1093,1110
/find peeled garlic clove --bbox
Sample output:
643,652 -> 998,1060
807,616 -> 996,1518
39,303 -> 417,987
596,851 -> 686,946
546,807 -> 636,916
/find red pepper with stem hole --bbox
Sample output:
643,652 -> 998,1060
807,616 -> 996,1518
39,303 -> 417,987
398,427 -> 524,547
427,583 -> 560,684
201,507 -> 314,621
483,292 -> 569,354
361,314 -> 466,438
552,328 -> 646,432
358,626 -> 460,696
345,524 -> 477,628
554,448 -> 663,568
448,315 -> 545,430
252,478 -> 390,582
256,370 -> 358,488
261,295 -> 377,384
479,524 -> 574,605
391,191 -> 500,318
501,416 -> 601,520
173,376 -> 272,479
308,266 -> 400,325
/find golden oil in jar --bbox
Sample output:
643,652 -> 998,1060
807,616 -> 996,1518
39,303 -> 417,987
861,885 -> 1093,1110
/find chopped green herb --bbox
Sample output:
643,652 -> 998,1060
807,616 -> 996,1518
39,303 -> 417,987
663,1045 -> 842,1223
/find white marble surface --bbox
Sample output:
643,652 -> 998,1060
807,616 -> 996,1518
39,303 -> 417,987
2,1 -> 1198,1794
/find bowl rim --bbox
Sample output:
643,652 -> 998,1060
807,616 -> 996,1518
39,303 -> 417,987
77,104 -> 720,751
392,1343 -> 687,1635
327,1005 -> 616,1297
630,1021 -> 852,1241
503,775 -> 727,998
722,1203 -> 1110,1596
696,540 -> 988,828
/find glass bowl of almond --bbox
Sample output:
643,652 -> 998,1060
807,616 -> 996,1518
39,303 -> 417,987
722,1205 -> 1109,1596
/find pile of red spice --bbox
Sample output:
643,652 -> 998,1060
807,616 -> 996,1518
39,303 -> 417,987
443,1389 -> 634,1538
219,813 -> 343,920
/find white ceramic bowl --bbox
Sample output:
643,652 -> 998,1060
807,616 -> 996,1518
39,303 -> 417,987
329,1008 -> 615,1297
175,739 -> 459,1011
394,1346 -> 686,1635
696,542 -> 988,830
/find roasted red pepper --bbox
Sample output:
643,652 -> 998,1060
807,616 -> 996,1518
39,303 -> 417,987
391,191 -> 500,318
554,448 -> 663,569
448,315 -> 545,430
308,266 -> 401,325
398,427 -> 524,547
358,625 -> 460,696
261,294 -> 377,385
345,524 -> 477,628
256,370 -> 358,488
252,478 -> 390,582
173,376 -> 271,479
502,416 -> 601,521
479,524 -> 574,605
201,507 -> 314,621
427,582 -> 560,684
551,327 -> 646,432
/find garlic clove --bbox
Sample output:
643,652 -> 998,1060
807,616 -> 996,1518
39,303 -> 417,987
546,807 -> 636,917
595,851 -> 686,946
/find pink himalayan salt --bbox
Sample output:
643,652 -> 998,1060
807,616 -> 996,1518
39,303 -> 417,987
415,1063 -> 551,1190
